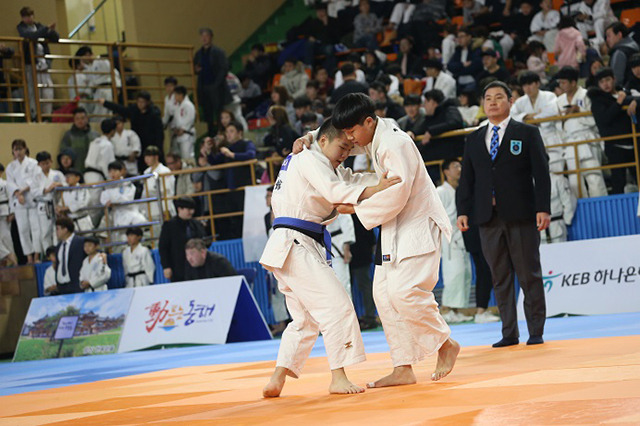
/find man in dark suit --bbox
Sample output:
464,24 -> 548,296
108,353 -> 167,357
456,81 -> 551,348
53,217 -> 86,294
184,238 -> 237,281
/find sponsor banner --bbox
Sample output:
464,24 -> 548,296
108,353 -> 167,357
118,276 -> 265,353
14,289 -> 133,361
242,184 -> 271,263
517,235 -> 640,317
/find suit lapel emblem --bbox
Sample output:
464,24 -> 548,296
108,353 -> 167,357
510,140 -> 522,155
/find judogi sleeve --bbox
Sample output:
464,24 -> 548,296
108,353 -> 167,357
128,130 -> 142,153
558,176 -> 577,225
335,166 -> 379,187
79,258 -> 90,284
91,257 -> 111,290
143,246 -> 155,283
510,98 -> 528,122
354,140 -> 417,230
297,152 -> 367,205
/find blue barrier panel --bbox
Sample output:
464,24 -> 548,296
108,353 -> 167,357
569,193 -> 640,240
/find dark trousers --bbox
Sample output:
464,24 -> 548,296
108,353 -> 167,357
350,265 -> 376,321
605,144 -> 636,194
479,213 -> 546,340
470,250 -> 493,309
199,85 -> 220,136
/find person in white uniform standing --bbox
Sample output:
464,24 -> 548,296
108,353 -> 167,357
84,119 -> 117,224
300,93 -> 460,388
122,227 -> 154,287
170,86 -> 197,160
57,169 -> 93,232
327,213 -> 356,297
260,118 -> 401,398
6,139 -> 40,263
111,116 -> 142,177
436,159 -> 473,324
541,172 -> 577,244
79,236 -> 111,292
142,146 -> 176,224
33,151 -> 66,254
0,163 -> 17,267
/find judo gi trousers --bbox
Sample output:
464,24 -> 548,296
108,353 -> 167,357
331,254 -> 352,298
273,242 -> 365,378
441,238 -> 472,309
373,240 -> 451,367
14,206 -> 39,255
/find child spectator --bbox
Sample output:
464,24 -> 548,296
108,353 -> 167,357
56,148 -> 77,177
0,163 -> 17,267
293,95 -> 323,134
111,116 -> 142,176
57,169 -> 93,232
79,236 -> 111,292
43,246 -> 57,295
554,16 -> 586,70
170,85 -> 197,160
122,227 -> 154,287
33,151 -> 66,254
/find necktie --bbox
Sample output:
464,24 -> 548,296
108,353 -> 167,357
61,241 -> 68,276
490,125 -> 500,161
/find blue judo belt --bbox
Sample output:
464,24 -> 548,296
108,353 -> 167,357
272,217 -> 332,264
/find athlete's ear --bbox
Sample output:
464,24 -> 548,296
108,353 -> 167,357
318,135 -> 327,148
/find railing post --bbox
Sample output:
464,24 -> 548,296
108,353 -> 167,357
207,193 -> 216,241
28,40 -> 41,122
574,142 -> 583,199
116,44 -> 128,104
189,46 -> 199,121
107,43 -> 118,106
18,40 -> 31,122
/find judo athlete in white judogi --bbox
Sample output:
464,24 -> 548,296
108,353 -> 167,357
511,72 -> 564,173
43,247 -> 58,295
32,152 -> 66,254
84,119 -> 117,223
260,118 -> 401,397
555,67 -> 607,197
58,169 -> 94,232
79,236 -> 111,292
327,214 -> 356,297
143,146 -> 176,223
0,164 -> 17,267
6,140 -> 40,263
76,46 -> 121,122
170,86 -> 197,160
541,173 -> 577,244
309,93 -> 460,387
573,0 -> 616,46
436,159 -> 473,324
111,116 -> 142,176
122,227 -> 154,287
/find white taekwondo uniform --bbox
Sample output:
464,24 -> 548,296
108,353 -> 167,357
143,163 -> 176,221
540,173 -> 577,244
556,86 -> 607,197
123,243 -> 155,287
171,97 -> 197,160
163,93 -> 177,128
6,156 -> 39,255
511,91 -> 564,173
79,254 -> 111,292
32,168 -> 66,253
436,181 -> 472,309
348,117 -> 452,367
327,213 -> 356,297
0,177 -> 14,260
260,148 -> 374,377
111,128 -> 142,176
61,183 -> 94,232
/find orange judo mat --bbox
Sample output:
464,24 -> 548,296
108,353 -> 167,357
1,335 -> 639,425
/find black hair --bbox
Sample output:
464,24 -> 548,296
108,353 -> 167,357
199,27 -> 214,37
0,162 -> 4,172
84,236 -> 99,245
377,74 -> 391,86
75,46 -> 93,57
340,62 -> 356,77
558,15 -> 576,30
266,185 -> 274,192
55,217 -> 74,233
606,22 -> 628,38
173,85 -> 187,96
114,115 -> 126,123
65,168 -> 82,177
143,146 -> 160,157
45,246 -> 57,258
527,40 -> 546,54
136,91 -> 151,102
423,59 -> 443,71
594,67 -> 615,82
284,57 -> 297,65
629,53 -> 640,69
36,151 -> 52,163
482,80 -> 513,98
332,93 -> 376,130
555,66 -> 580,82
386,63 -> 402,75
300,111 -> 318,124
126,227 -> 143,237
518,71 -> 541,86
369,81 -> 386,94
424,89 -> 445,104
403,94 -> 422,106
459,90 -> 479,106
226,122 -> 244,133
374,101 -> 387,111
442,158 -> 461,173
73,107 -> 87,115
251,43 -> 265,52
306,80 -> 320,89
293,95 -> 312,109
108,161 -> 125,171
101,118 -> 117,134
164,76 -> 178,85
317,116 -> 342,141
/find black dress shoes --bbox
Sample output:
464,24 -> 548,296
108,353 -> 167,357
526,336 -> 544,345
492,338 -> 519,348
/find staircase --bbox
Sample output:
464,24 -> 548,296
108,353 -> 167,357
228,0 -> 315,73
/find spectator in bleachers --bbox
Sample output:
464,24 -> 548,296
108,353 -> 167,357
437,159 -> 473,324
165,153 -> 195,206
330,63 -> 369,106
84,118 -> 117,195
270,85 -> 296,125
529,0 -> 560,51
574,0 -> 617,48
458,90 -> 481,127
123,227 -> 154,288
415,89 -> 465,150
60,108 -> 100,172
280,58 -> 309,99
388,1 -> 416,32
17,6 -> 58,119
362,50 -> 383,84
99,91 -> 164,172
75,46 -> 121,122
169,85 -> 197,160
626,54 -> 640,96
54,216 -> 86,294
588,67 -> 638,194
0,163 -> 16,267
293,95 -> 324,135
193,27 -> 232,136
394,36 -> 424,78
314,65 -> 334,101
33,151 -> 66,255
423,59 -> 457,100
500,0 -> 535,60
111,116 -> 141,177
397,94 -> 426,140
300,111 -> 320,137
67,57 -> 91,110
353,0 -> 383,51
605,22 -> 640,86
305,80 -> 320,103
162,76 -> 177,129
100,161 -> 148,238
159,196 -> 206,282
184,238 -> 236,281
440,23 -> 457,69
477,49 -> 510,83
56,169 -> 93,232
511,72 -> 563,172
238,72 -> 262,115
299,4 -> 341,73
142,146 -> 176,220
43,246 -> 56,295
526,41 -> 549,84
6,139 -> 39,264
79,236 -> 111,292
541,173 -> 576,244
448,28 -> 483,92
462,0 -> 489,28
585,57 -> 604,88
263,106 -> 299,158
368,81 -> 405,120
244,43 -> 274,90
555,66 -> 607,197
554,16 -> 587,70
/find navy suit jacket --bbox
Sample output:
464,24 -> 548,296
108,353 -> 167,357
55,235 -> 86,294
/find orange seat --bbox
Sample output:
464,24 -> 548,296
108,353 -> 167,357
451,15 -> 464,29
403,79 -> 426,96
272,73 -> 282,88
386,53 -> 398,62
620,8 -> 640,27
552,0 -> 563,10
547,52 -> 556,65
